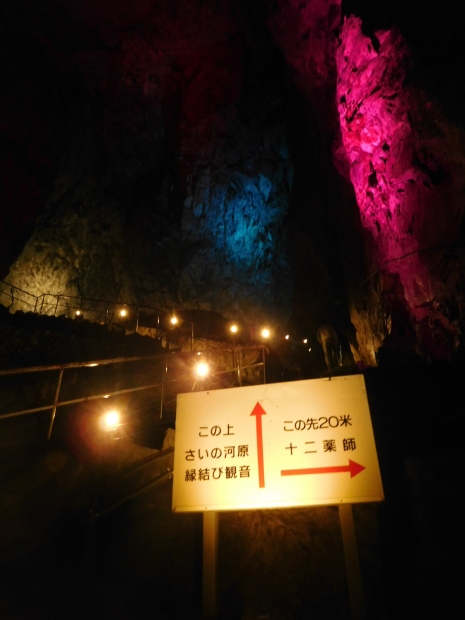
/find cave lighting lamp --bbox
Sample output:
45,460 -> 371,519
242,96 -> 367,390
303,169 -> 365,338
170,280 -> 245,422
119,309 -> 128,318
194,360 -> 210,378
75,310 -> 81,317
261,327 -> 271,339
285,334 -> 289,340
303,338 -> 307,344
230,323 -> 238,334
170,314 -> 179,325
101,409 -> 120,431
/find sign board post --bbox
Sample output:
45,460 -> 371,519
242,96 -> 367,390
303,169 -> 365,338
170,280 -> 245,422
339,503 -> 365,619
202,510 -> 218,620
173,375 -> 383,618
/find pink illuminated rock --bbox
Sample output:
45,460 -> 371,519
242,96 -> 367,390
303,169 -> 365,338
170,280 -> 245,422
335,17 -> 463,354
268,2 -> 465,359
2,0 -> 464,362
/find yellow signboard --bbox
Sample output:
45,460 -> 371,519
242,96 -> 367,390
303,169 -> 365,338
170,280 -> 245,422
172,375 -> 384,512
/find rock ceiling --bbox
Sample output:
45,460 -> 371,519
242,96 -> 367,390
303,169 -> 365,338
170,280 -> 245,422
1,0 -> 464,364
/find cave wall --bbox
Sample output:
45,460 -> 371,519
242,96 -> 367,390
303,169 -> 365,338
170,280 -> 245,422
335,16 -> 465,361
265,0 -> 465,362
1,0 -> 294,328
1,0 -> 465,362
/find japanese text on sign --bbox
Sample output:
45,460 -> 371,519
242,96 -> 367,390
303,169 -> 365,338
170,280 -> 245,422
172,375 -> 384,512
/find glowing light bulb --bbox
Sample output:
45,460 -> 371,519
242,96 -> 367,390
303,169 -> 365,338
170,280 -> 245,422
261,328 -> 271,339
230,324 -> 238,334
170,315 -> 178,325
195,361 -> 209,377
101,410 -> 120,430
119,309 -> 127,317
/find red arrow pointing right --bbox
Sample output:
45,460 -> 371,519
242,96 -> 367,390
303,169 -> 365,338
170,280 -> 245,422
281,459 -> 365,479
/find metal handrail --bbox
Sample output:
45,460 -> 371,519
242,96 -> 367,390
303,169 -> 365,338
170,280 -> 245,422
0,346 -> 267,438
0,382 -> 164,421
1,280 -> 161,315
0,283 -> 267,353
0,279 -> 164,326
0,354 -> 162,376
0,280 -> 39,301
0,280 -> 38,311
35,293 -> 156,317
0,353 -> 164,438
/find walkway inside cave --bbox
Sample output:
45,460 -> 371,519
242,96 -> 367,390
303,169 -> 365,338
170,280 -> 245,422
1,298 -> 464,618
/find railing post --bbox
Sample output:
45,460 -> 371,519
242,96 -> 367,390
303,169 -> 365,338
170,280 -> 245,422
54,295 -> 60,316
202,511 -> 218,620
160,358 -> 167,419
47,367 -> 64,440
339,504 -> 365,619
237,348 -> 242,386
262,346 -> 266,384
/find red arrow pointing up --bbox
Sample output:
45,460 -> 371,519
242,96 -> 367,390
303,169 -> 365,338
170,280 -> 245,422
250,402 -> 266,488
281,460 -> 365,479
